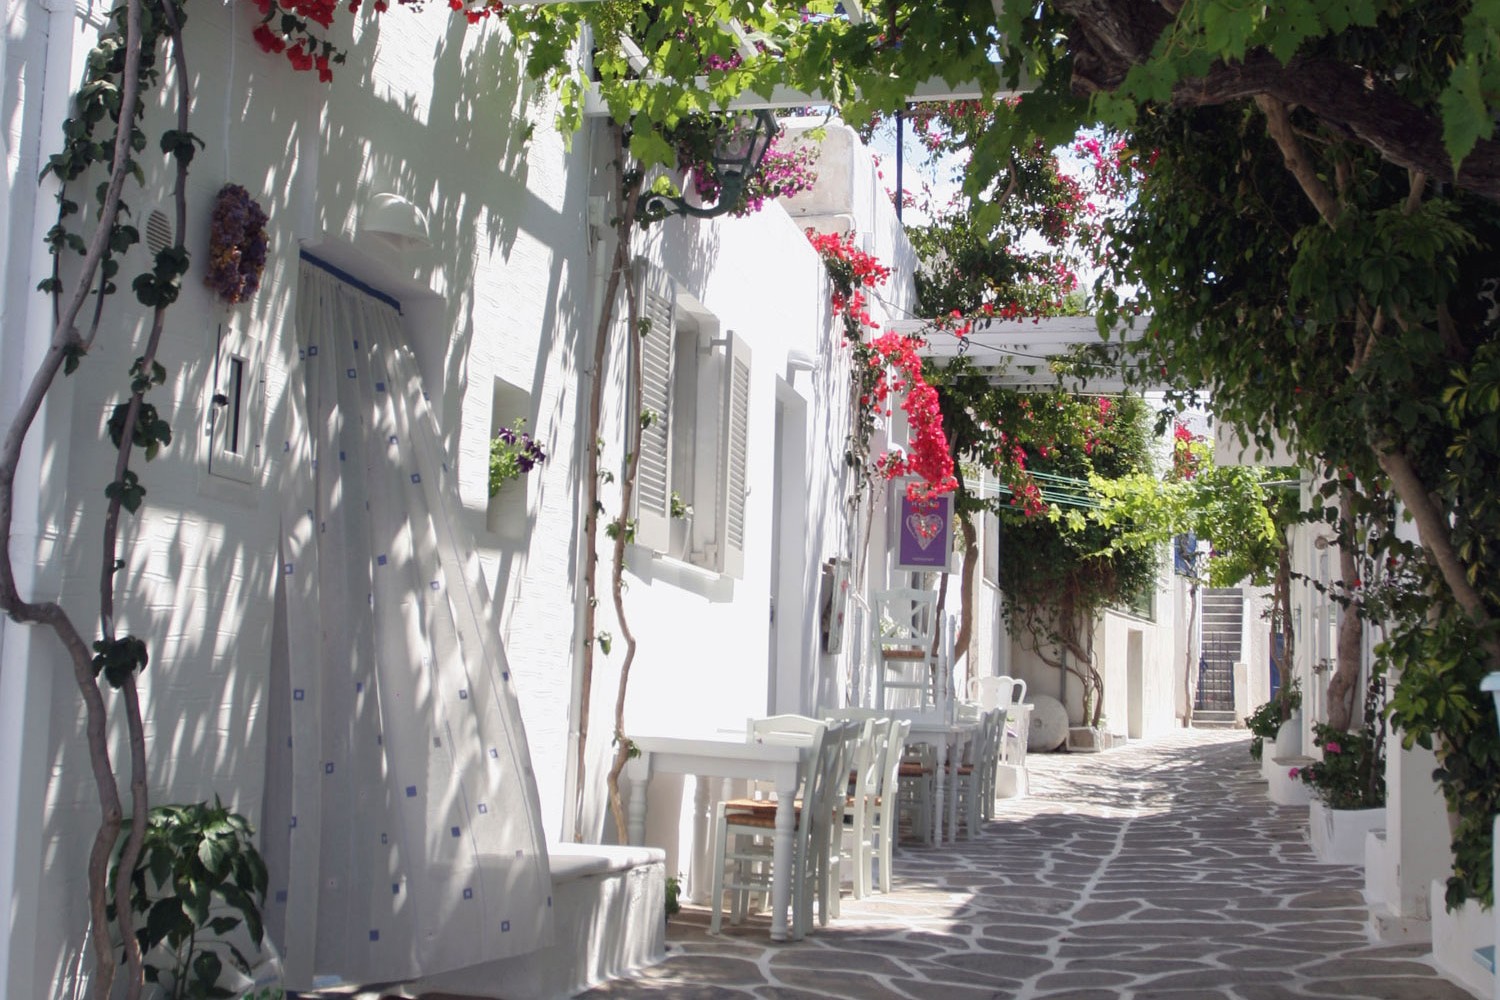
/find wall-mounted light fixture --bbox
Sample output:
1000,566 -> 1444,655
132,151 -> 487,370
785,348 -> 821,376
363,192 -> 431,248
637,111 -> 779,222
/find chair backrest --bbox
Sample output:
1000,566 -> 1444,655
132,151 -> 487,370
808,720 -> 862,839
821,706 -> 886,722
872,589 -> 938,654
751,714 -> 823,744
851,716 -> 891,801
879,718 -> 913,798
970,674 -> 1023,710
982,707 -> 1007,763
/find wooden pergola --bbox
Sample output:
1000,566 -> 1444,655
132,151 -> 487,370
888,315 -> 1156,394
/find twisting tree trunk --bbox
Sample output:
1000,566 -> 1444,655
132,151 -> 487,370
605,163 -> 646,845
1182,579 -> 1199,725
1326,485 -> 1364,730
0,0 -> 146,993
1257,95 -> 1500,680
573,125 -> 639,842
1271,542 -> 1297,720
949,515 -> 979,682
108,10 -> 191,993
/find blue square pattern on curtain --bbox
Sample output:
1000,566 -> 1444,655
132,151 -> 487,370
264,261 -> 552,989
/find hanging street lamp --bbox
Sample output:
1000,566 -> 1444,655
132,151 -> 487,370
637,110 -> 780,221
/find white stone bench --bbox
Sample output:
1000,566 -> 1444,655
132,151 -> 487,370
403,842 -> 667,999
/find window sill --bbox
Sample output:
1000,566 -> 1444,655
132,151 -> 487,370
624,544 -> 733,599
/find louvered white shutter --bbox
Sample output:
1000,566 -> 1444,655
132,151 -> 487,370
633,262 -> 676,552
715,330 -> 751,578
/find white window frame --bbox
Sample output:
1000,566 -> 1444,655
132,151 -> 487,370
630,260 -> 751,578
204,322 -> 265,484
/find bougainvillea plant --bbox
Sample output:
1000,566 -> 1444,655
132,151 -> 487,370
204,184 -> 269,305
869,103 -> 1138,343
806,228 -> 954,501
672,120 -> 819,218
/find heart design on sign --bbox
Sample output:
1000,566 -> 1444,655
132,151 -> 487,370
906,512 -> 942,550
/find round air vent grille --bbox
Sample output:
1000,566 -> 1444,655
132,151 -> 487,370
144,209 -> 173,256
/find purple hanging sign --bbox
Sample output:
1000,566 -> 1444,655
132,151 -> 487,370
895,490 -> 953,571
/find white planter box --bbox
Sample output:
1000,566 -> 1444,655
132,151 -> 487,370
1308,801 -> 1385,865
1430,880 -> 1493,1000
1266,756 -> 1314,806
1273,713 -> 1303,758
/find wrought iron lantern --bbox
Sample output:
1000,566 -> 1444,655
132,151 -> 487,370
637,110 -> 780,221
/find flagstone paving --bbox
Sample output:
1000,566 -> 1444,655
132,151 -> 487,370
576,729 -> 1475,1000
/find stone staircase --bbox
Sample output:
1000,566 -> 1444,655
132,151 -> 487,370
1193,588 -> 1242,727
1191,709 -> 1239,729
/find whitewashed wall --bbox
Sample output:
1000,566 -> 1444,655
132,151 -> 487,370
1005,552 -> 1183,739
1,0 -> 909,990
1095,555 -> 1181,739
1,3 -> 581,993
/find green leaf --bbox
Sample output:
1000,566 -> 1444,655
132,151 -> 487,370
1438,59 -> 1495,171
144,895 -> 186,951
198,834 -> 230,877
192,950 -> 223,990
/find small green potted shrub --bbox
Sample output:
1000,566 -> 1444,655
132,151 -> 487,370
109,800 -> 277,999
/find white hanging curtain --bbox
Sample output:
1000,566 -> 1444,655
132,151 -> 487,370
262,260 -> 552,989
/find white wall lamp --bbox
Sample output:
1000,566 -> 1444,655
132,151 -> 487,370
785,348 -> 821,382
363,192 -> 431,249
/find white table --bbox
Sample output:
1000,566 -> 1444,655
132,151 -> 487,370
624,735 -> 807,940
907,716 -> 981,845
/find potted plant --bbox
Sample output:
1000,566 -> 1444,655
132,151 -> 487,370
488,418 -> 547,498
1292,679 -> 1386,864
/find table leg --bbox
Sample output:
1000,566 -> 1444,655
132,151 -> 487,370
771,771 -> 797,941
624,754 -> 650,846
932,740 -> 947,846
689,776 -> 712,904
947,733 -> 961,840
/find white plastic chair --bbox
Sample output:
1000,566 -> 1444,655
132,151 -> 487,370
970,674 -> 1026,710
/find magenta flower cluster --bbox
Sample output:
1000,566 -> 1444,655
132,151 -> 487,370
205,184 -> 269,305
686,134 -> 818,217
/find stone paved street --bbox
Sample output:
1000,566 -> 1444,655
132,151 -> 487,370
577,729 -> 1474,1000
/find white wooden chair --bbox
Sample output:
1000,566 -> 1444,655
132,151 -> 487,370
949,708 -> 1004,838
838,716 -> 891,900
870,718 -> 911,892
896,742 -> 936,845
872,589 -> 939,710
979,706 -> 1009,821
710,719 -> 860,938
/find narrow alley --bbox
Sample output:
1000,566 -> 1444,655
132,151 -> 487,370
576,730 -> 1473,1000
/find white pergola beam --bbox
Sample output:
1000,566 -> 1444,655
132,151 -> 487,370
583,77 -> 1014,116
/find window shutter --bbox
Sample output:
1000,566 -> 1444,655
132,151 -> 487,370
633,262 -> 676,552
715,330 -> 752,578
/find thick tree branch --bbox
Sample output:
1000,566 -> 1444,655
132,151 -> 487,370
605,165 -> 644,845
1376,445 -> 1500,673
1254,95 -> 1339,226
572,130 -> 634,843
0,0 -> 144,993
1055,0 -> 1500,204
1325,485 -> 1362,731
